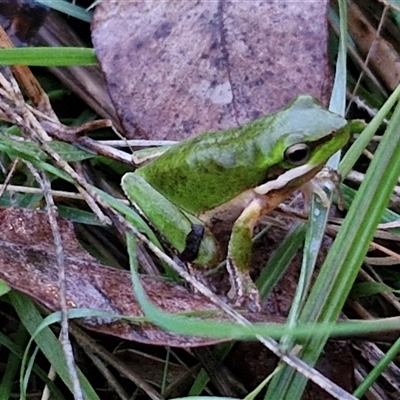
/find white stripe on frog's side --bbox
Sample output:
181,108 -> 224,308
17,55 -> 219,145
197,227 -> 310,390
254,164 -> 314,195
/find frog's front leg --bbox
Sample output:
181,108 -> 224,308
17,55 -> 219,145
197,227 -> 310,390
122,173 -> 220,266
227,196 -> 267,312
227,188 -> 297,312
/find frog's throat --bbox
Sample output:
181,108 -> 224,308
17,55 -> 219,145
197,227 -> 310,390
254,163 -> 319,195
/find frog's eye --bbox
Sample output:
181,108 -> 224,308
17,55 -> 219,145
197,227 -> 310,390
284,143 -> 311,166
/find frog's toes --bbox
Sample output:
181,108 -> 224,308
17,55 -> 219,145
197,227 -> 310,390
244,289 -> 262,313
228,282 -> 261,313
226,258 -> 261,313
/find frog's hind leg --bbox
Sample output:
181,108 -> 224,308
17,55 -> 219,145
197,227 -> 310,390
122,173 -> 219,266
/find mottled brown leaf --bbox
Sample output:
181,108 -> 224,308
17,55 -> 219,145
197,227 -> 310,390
92,0 -> 331,140
0,207 -> 276,347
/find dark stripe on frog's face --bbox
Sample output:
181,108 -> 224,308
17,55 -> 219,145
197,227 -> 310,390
262,129 -> 341,184
180,224 -> 204,262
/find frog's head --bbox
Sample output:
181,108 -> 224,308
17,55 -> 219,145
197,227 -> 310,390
255,95 -> 356,195
276,95 -> 351,165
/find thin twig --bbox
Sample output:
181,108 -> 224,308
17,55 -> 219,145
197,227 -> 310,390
0,158 -> 19,198
0,69 -> 111,225
40,364 -> 56,400
85,353 -> 130,400
25,163 -> 83,400
70,324 -> 163,400
346,3 -> 390,112
0,184 -> 85,200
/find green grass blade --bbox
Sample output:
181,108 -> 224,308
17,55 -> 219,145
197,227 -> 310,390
257,223 -> 306,299
278,89 -> 400,398
265,0 -> 349,396
353,336 -> 400,397
0,329 -> 67,399
329,0 -> 347,116
0,325 -> 27,400
9,292 -> 100,399
340,82 -> 400,177
0,48 -> 97,66
125,231 -> 400,340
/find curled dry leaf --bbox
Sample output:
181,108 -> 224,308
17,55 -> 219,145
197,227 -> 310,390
0,207 -> 277,347
92,0 -> 331,140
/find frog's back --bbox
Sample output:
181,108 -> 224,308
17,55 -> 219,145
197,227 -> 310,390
136,120 -> 277,214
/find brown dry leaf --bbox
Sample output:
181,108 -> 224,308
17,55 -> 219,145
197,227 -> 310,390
92,1 -> 332,140
0,207 -> 278,347
348,2 -> 400,91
